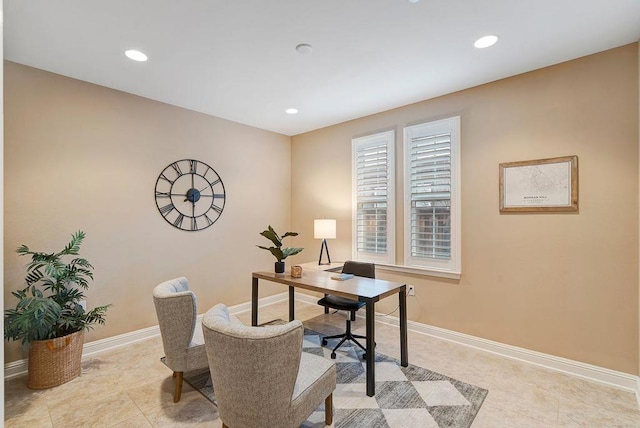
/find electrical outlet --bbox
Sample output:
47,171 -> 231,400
408,285 -> 415,296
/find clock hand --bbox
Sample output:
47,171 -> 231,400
199,178 -> 221,193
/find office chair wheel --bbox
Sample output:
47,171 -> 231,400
322,339 -> 327,346
331,352 -> 336,359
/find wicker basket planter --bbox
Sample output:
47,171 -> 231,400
27,330 -> 84,389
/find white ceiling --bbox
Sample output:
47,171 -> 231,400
5,1 -> 640,136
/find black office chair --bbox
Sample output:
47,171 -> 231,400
317,261 -> 375,359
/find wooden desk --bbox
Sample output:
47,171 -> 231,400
251,268 -> 408,397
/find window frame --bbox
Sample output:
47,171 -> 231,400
351,130 -> 396,265
403,116 -> 461,275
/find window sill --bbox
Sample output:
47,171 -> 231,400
375,263 -> 461,280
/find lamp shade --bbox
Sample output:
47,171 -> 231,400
314,219 -> 336,239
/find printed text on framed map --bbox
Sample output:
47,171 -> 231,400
499,156 -> 578,213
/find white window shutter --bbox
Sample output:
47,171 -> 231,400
352,131 -> 395,264
404,117 -> 461,274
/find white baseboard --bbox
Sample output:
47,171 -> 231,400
294,293 -> 640,397
6,290 -> 639,404
4,359 -> 27,381
4,292 -> 290,380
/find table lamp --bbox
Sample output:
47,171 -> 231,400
314,219 -> 336,265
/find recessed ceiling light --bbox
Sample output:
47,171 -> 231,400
125,49 -> 148,62
408,0 -> 420,3
285,108 -> 299,115
295,43 -> 313,54
474,35 -> 498,49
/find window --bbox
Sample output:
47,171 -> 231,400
352,130 -> 395,264
404,117 -> 461,274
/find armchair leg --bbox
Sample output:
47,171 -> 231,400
173,371 -> 184,403
325,393 -> 333,425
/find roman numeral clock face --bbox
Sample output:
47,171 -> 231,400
154,159 -> 226,231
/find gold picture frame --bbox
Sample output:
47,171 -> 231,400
499,155 -> 578,213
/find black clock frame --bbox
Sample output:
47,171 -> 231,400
154,159 -> 226,231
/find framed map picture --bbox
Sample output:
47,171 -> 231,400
499,156 -> 578,213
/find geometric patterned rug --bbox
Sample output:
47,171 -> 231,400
182,327 -> 488,428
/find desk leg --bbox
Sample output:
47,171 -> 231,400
365,298 -> 375,397
399,286 -> 408,367
252,277 -> 258,327
289,286 -> 295,322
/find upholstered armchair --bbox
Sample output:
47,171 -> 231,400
152,277 -> 209,403
202,304 -> 336,428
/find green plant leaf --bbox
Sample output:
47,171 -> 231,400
84,305 -> 111,329
259,226 -> 282,247
25,269 -> 43,286
269,247 -> 284,261
282,247 -> 304,260
4,297 -> 62,344
16,244 -> 30,256
5,231 -> 109,345
58,230 -> 85,256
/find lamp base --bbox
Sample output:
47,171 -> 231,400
318,239 -> 331,265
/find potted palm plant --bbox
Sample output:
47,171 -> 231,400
4,231 -> 110,389
257,225 -> 304,273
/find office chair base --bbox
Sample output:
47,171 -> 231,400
322,320 -> 369,360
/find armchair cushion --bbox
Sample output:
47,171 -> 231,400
291,352 -> 336,425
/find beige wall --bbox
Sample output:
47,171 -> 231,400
292,44 -> 640,374
4,62 -> 296,363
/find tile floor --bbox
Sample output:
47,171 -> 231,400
5,300 -> 640,427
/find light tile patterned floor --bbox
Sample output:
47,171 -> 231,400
5,300 -> 640,427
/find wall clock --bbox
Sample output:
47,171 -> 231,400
154,159 -> 226,231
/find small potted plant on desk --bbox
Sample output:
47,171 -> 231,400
257,225 -> 303,273
4,231 -> 110,389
